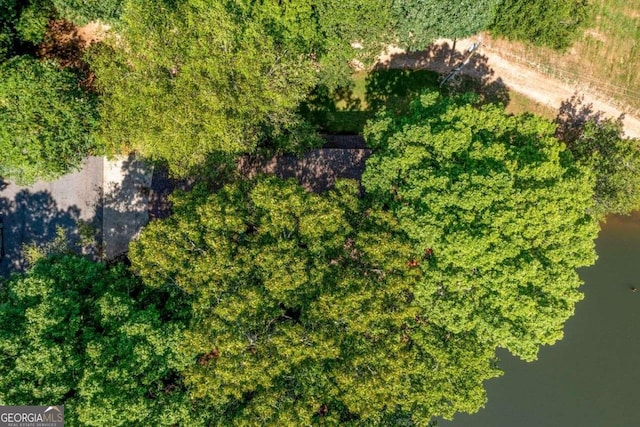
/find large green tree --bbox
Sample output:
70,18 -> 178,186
362,92 -> 599,361
491,0 -> 592,50
0,56 -> 99,184
90,0 -> 389,176
0,0 -> 55,59
567,119 -> 640,217
50,0 -> 124,26
390,0 -> 501,50
130,177 -> 501,425
0,255 -> 211,426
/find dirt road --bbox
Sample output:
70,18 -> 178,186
377,38 -> 640,139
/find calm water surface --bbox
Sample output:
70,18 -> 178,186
440,213 -> 640,427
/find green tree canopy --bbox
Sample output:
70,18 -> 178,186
90,0 -> 389,176
236,0 -> 391,88
0,0 -> 55,59
491,0 -> 592,50
390,0 -> 501,50
567,118 -> 640,217
130,177 -> 501,425
0,255 -> 212,426
0,56 -> 99,184
50,0 -> 124,26
362,92 -> 599,361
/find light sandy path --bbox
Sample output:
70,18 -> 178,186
376,39 -> 640,139
77,21 -> 111,44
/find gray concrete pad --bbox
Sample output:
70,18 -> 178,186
0,144 -> 368,276
102,155 -> 152,260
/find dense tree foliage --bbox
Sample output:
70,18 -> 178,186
246,0 -> 391,88
50,0 -> 124,26
362,92 -> 599,361
491,0 -> 592,49
0,0 -> 121,50
90,0 -> 389,176
567,119 -> 640,217
130,177 -> 501,425
0,255 -> 214,426
0,2 -> 619,425
390,0 -> 501,50
13,1 -> 55,45
0,56 -> 99,184
554,96 -> 640,217
0,0 -> 53,59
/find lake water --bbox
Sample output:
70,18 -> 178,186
440,213 -> 640,427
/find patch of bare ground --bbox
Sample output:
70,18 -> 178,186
77,21 -> 111,44
37,20 -> 110,90
376,37 -> 640,139
624,8 -> 640,19
584,29 -> 607,43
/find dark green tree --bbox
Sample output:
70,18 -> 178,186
14,1 -> 54,45
390,0 -> 501,50
130,177 -> 501,425
0,56 -> 99,184
568,120 -> 640,217
0,0 -> 55,59
0,254 -> 211,426
50,0 -> 124,26
362,91 -> 599,361
554,95 -> 640,217
491,0 -> 592,50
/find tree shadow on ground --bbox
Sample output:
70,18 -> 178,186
300,85 -> 370,135
238,149 -> 371,193
37,19 -> 96,90
96,154 -> 155,260
364,69 -> 441,115
302,41 -> 509,136
375,41 -> 510,107
554,93 -> 614,144
147,160 -> 196,221
300,70 -> 441,135
0,189 -> 82,276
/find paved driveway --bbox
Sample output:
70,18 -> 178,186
0,155 -> 151,277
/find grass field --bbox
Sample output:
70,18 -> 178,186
485,0 -> 640,112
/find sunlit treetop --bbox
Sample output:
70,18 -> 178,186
363,91 -> 599,361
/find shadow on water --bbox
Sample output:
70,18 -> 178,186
301,41 -> 510,135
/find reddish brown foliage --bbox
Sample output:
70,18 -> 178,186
197,348 -> 220,366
